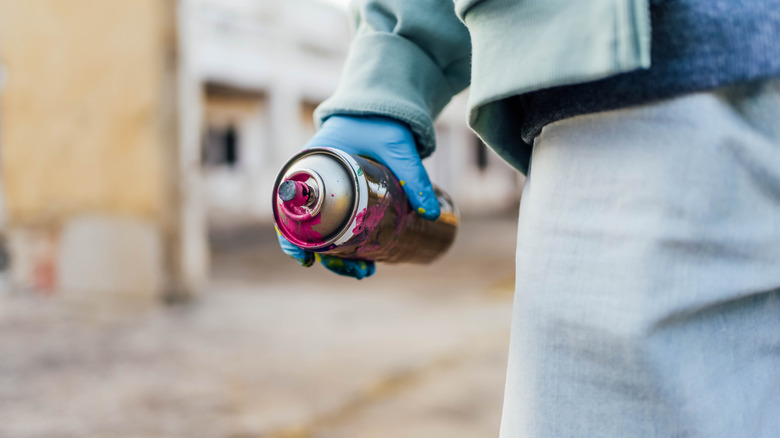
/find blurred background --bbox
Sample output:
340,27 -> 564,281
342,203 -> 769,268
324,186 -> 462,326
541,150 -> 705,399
0,0 -> 524,436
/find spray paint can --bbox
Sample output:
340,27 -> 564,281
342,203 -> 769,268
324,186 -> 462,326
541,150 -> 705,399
272,147 -> 458,264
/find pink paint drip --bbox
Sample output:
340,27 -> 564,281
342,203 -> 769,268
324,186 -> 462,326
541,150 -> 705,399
352,208 -> 366,234
352,204 -> 385,235
353,201 -> 395,258
362,204 -> 386,230
279,211 -> 323,248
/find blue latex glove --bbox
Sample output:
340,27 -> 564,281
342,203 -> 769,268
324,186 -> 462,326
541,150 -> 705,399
276,229 -> 376,280
276,115 -> 439,279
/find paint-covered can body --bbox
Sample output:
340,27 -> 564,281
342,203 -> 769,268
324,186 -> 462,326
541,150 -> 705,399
273,147 -> 458,264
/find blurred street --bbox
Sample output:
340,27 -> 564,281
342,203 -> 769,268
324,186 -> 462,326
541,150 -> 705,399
0,216 -> 518,438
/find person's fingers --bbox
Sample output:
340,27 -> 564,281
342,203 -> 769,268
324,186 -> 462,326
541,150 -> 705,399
316,254 -> 376,280
278,224 -> 375,279
276,230 -> 315,267
371,119 -> 441,221
277,230 -> 375,278
382,147 -> 441,221
308,116 -> 441,221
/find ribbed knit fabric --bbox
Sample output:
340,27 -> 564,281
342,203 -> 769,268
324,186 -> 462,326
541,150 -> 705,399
506,0 -> 780,168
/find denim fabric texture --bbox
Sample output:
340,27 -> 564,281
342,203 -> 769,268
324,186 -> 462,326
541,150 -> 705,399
501,78 -> 780,437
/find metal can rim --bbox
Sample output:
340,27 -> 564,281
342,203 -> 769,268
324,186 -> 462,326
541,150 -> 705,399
272,147 -> 367,250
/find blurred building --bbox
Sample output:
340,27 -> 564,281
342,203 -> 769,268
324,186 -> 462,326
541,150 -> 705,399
0,0 -> 180,301
0,0 -> 519,300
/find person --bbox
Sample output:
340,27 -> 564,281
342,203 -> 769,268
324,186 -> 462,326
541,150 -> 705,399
278,1 -> 780,436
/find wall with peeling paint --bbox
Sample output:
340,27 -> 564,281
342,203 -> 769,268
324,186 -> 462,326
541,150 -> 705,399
0,0 -> 179,296
0,0 -> 175,223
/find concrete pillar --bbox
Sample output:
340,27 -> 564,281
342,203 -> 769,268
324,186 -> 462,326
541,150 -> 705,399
176,0 -> 210,298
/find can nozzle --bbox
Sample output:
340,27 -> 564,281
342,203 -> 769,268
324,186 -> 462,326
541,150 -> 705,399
278,180 -> 310,207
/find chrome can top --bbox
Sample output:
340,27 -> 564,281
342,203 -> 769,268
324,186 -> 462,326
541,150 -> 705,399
273,148 -> 365,250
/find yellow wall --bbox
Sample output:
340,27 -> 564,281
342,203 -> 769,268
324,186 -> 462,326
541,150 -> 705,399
0,0 -> 175,226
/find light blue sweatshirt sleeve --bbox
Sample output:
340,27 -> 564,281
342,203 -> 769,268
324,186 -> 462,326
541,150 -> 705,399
314,0 -> 472,159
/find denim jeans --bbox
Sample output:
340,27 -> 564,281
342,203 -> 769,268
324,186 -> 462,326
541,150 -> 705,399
500,78 -> 780,437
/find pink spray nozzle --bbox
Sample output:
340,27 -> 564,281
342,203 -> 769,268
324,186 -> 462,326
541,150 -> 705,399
278,180 -> 310,207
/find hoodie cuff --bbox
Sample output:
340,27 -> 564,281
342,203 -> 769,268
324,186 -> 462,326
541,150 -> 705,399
314,32 -> 459,159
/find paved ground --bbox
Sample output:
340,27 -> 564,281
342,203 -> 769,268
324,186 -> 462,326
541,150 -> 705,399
0,216 -> 518,438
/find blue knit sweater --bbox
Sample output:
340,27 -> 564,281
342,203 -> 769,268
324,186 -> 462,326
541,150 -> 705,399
511,0 -> 780,155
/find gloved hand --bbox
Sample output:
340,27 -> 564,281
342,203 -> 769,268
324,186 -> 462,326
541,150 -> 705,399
276,115 -> 440,279
276,228 -> 376,279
